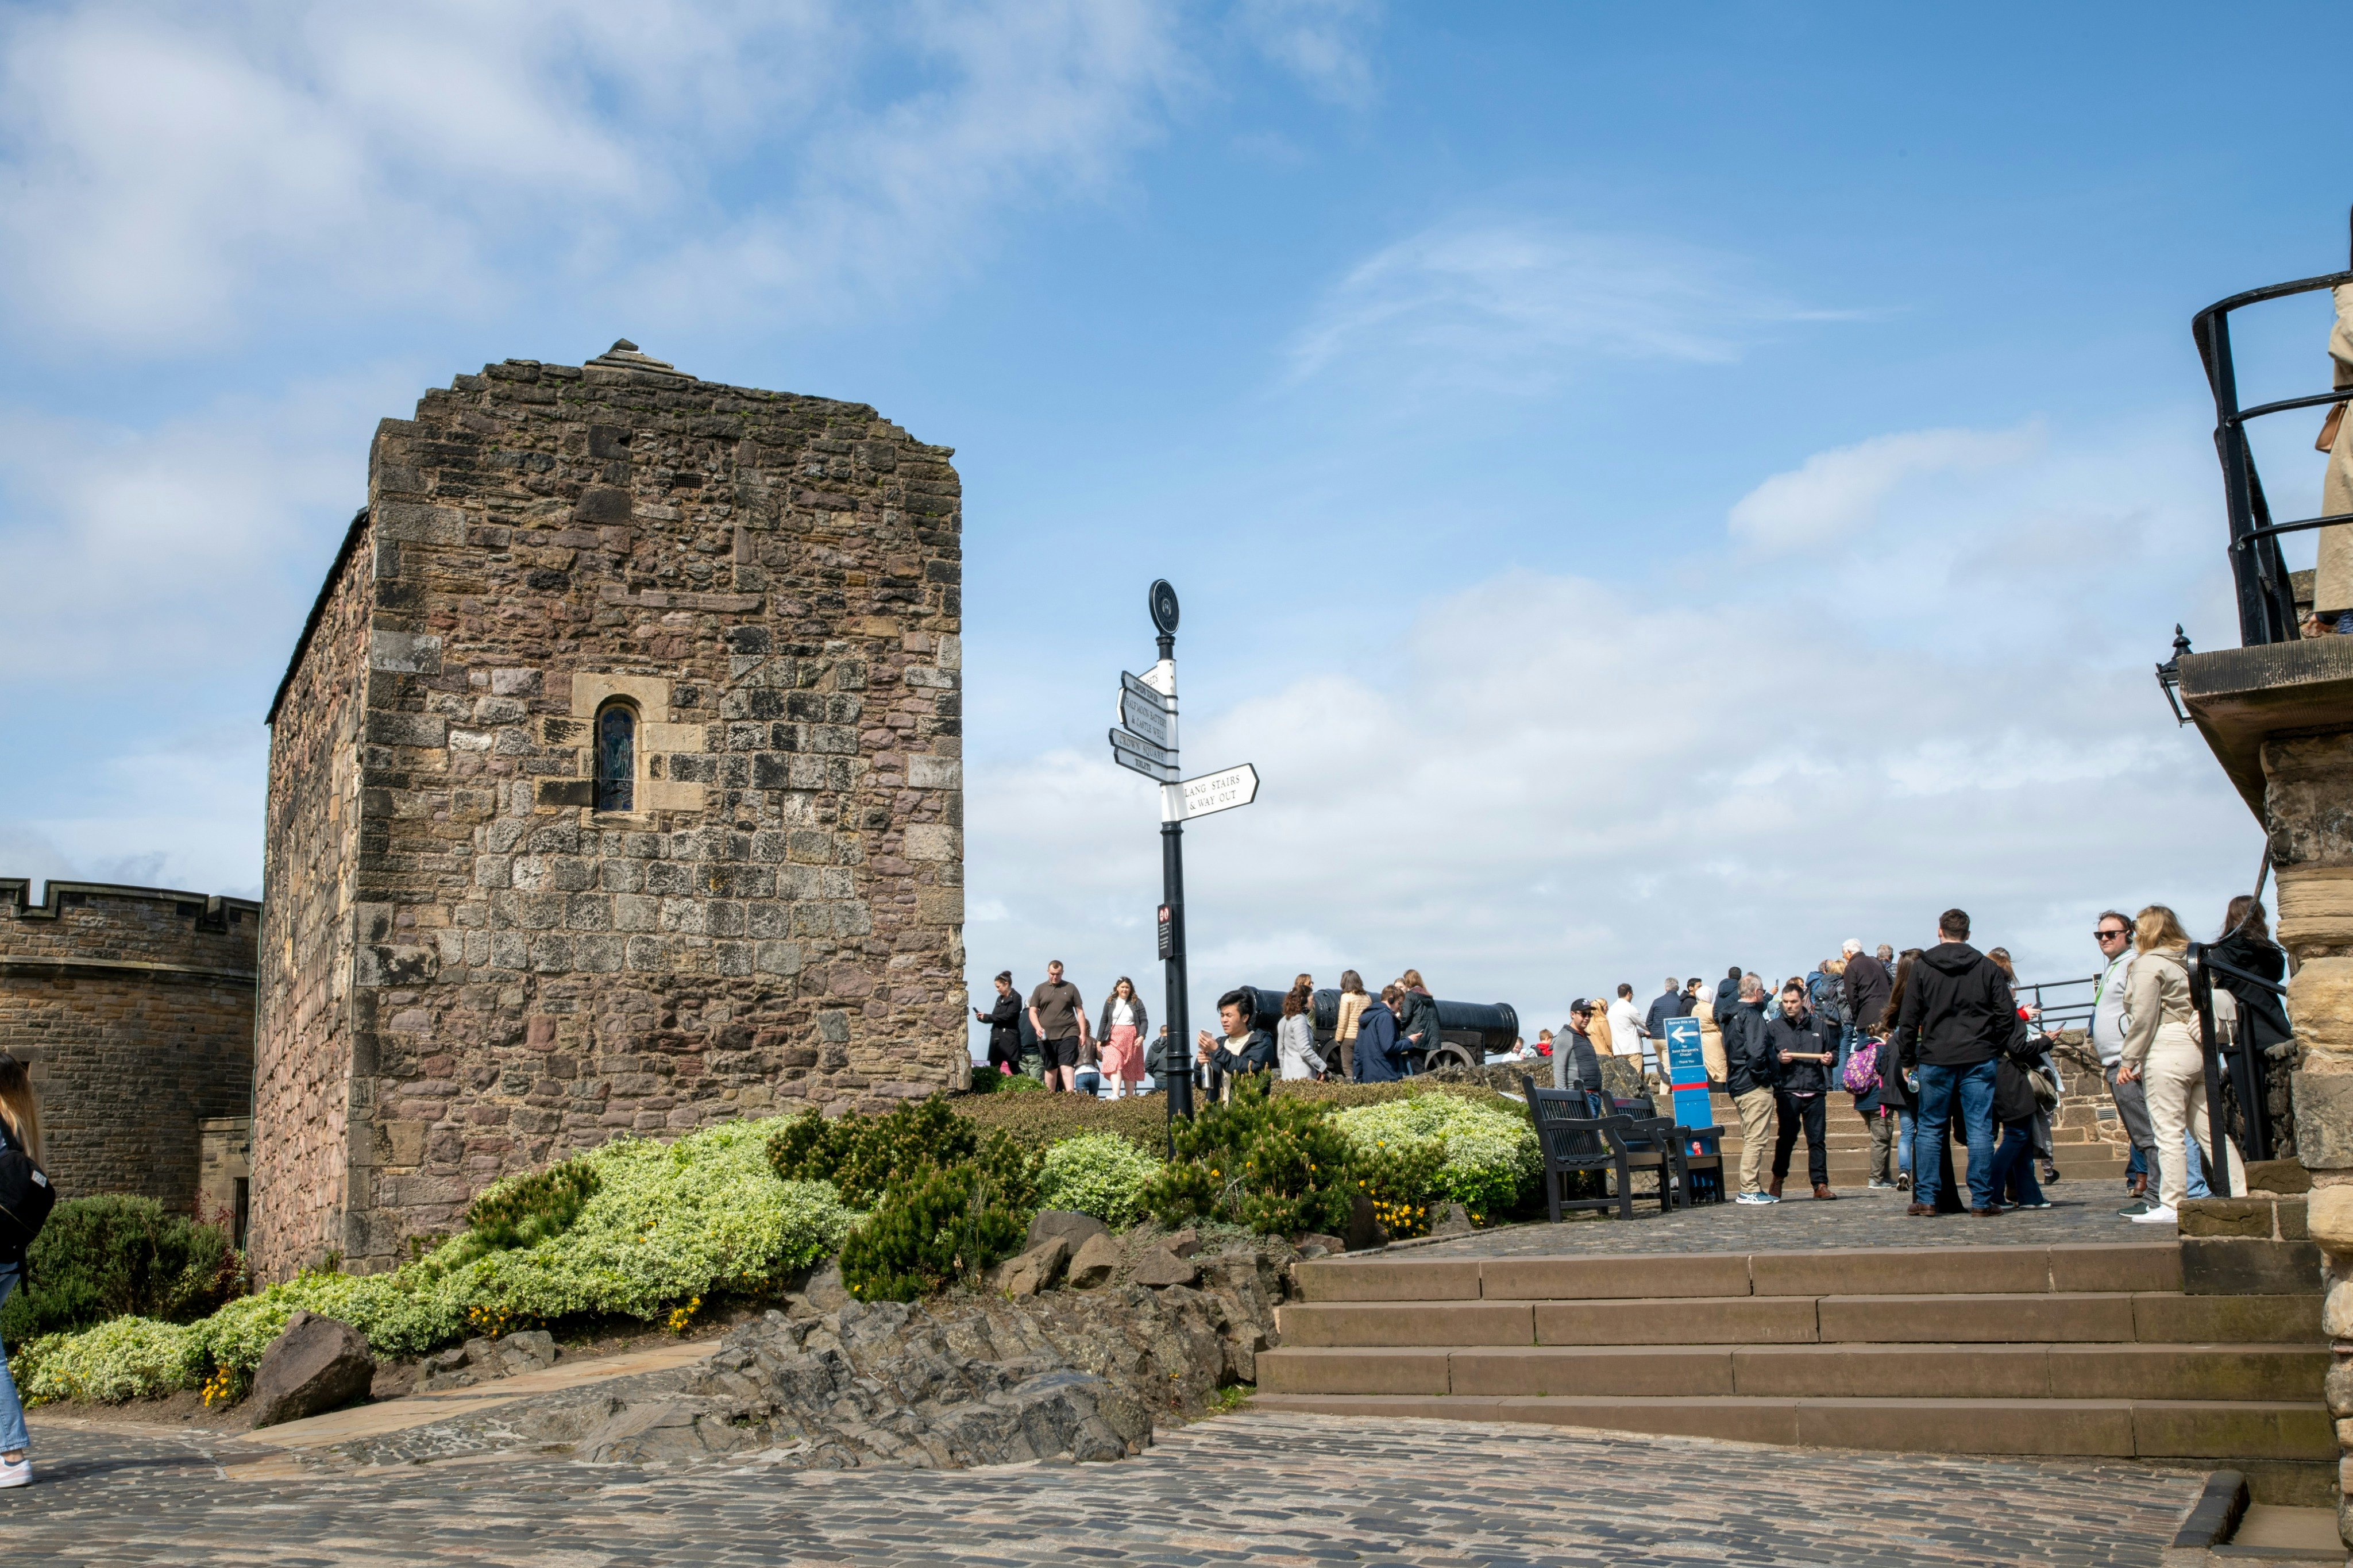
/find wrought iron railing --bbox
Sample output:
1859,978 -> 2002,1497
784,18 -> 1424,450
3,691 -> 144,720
2015,974 -> 2097,1035
2193,269 -> 2353,646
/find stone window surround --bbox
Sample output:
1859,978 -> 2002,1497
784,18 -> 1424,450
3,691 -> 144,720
549,672 -> 706,822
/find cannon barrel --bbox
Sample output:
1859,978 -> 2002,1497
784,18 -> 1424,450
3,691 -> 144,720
1237,986 -> 1518,1069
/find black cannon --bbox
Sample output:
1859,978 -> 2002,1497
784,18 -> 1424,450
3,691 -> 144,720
1239,986 -> 1518,1075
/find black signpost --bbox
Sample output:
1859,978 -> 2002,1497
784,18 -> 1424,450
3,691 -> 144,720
1108,580 -> 1258,1142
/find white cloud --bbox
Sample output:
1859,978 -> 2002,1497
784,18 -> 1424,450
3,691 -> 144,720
1729,424 -> 2045,553
1235,0 -> 1380,106
0,367 -> 414,681
962,420 -> 2257,1049
1287,217 -> 1845,392
0,0 -> 1185,354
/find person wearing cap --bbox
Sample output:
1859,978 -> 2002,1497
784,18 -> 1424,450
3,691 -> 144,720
973,971 -> 1023,1077
1553,1000 -> 1603,1095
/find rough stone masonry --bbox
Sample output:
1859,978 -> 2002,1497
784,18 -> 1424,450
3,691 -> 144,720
252,342 -> 966,1281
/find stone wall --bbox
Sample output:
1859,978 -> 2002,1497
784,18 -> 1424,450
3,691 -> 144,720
253,510 -> 373,1276
254,343 -> 966,1280
0,878 -> 259,1210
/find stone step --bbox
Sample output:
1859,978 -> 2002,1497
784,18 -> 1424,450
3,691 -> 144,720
1276,1290 -> 2323,1348
1294,1243 -> 2183,1303
1258,1341 -> 2330,1403
1245,1392 -> 2335,1463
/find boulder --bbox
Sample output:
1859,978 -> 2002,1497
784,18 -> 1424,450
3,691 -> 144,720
496,1330 -> 559,1374
1066,1232 -> 1122,1289
1027,1210 -> 1110,1254
989,1236 -> 1070,1297
249,1311 -> 377,1428
803,1260 -> 851,1312
1430,1203 -> 1474,1238
1165,1227 -> 1202,1259
1131,1246 -> 1197,1288
1294,1232 -> 1345,1256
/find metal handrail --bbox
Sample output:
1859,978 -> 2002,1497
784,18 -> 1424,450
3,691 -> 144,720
2192,268 -> 2353,646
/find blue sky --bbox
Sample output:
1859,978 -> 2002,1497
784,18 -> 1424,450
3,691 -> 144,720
1,2 -> 2342,1043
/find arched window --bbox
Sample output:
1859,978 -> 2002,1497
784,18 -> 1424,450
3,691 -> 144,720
595,702 -> 635,812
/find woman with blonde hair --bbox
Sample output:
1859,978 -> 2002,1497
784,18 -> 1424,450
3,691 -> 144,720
2117,904 -> 2245,1223
1332,970 -> 1371,1078
0,1052 -> 41,1487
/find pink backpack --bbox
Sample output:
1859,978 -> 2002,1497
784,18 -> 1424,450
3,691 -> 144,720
1841,1037 -> 1882,1095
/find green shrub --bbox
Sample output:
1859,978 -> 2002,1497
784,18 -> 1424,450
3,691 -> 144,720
1141,1076 -> 1354,1237
839,1162 -> 1029,1303
1036,1133 -> 1163,1229
966,1067 -> 1044,1094
950,1088 -> 1170,1152
11,1117 -> 854,1405
767,1098 -> 1038,1210
1332,1096 -> 1539,1221
0,1196 -> 242,1346
456,1158 -> 600,1256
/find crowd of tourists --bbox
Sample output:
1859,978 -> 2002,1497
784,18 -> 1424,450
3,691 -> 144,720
972,964 -> 1451,1096
1533,899 -> 2279,1223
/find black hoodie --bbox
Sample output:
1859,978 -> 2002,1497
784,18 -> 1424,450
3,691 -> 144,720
1892,941 -> 2013,1069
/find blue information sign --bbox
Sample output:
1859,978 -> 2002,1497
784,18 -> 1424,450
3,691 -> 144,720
1662,1016 -> 1712,1136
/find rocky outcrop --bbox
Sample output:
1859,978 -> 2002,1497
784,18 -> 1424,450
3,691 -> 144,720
250,1311 -> 377,1428
418,1328 -> 561,1391
325,1237 -> 1295,1471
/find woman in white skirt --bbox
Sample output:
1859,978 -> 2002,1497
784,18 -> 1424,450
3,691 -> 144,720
2116,904 -> 2244,1225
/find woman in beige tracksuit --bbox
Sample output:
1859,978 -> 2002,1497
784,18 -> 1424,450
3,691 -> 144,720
2116,904 -> 2245,1219
1332,971 -> 1371,1079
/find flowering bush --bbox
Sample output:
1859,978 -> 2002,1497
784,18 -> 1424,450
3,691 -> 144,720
1036,1132 -> 1163,1230
10,1118 -> 853,1405
1332,1096 -> 1539,1221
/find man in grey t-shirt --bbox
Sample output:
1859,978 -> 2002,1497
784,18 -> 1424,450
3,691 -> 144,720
1027,960 -> 1089,1093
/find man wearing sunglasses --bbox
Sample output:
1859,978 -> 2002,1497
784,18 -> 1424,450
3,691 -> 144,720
2087,911 -> 2160,1210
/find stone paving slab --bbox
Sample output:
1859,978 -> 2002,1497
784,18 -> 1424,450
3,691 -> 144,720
7,1406 -> 2196,1565
225,1338 -> 716,1451
1412,1181 -> 2159,1260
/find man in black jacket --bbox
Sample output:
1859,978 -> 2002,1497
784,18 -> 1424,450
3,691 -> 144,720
1721,976 -> 1779,1203
1765,980 -> 1839,1200
1841,940 -> 1892,1042
1892,908 -> 2014,1216
1198,987 -> 1275,1095
1552,1000 -> 1604,1095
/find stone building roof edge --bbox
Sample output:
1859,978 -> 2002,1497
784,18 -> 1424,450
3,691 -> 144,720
265,503 -> 372,728
0,878 -> 262,921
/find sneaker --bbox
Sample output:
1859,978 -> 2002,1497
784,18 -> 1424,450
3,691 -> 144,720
1735,1191 -> 1778,1205
2117,1198 -> 2153,1217
2040,1163 -> 2062,1185
1866,1179 -> 1896,1189
0,1454 -> 28,1489
2014,1199 -> 2055,1210
1895,1173 -> 1911,1191
2128,1203 -> 2180,1226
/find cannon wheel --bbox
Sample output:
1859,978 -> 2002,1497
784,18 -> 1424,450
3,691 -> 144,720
1425,1042 -> 1479,1073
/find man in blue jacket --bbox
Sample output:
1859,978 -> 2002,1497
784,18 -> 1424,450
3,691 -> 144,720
1351,987 -> 1407,1083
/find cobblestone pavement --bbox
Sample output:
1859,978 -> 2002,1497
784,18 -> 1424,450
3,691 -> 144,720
11,1407 -> 2193,1566
1410,1181 -> 2159,1260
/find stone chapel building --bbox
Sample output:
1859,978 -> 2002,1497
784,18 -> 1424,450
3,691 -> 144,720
251,342 -> 967,1280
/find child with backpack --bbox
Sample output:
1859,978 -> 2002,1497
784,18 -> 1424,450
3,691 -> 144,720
0,1051 -> 52,1490
1841,1024 -> 1897,1189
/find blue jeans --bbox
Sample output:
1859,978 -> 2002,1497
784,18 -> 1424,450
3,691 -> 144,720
0,1264 -> 26,1454
2185,1131 -> 2210,1200
1896,1109 -> 1914,1175
1914,1059 -> 1999,1211
1993,1123 -> 2044,1206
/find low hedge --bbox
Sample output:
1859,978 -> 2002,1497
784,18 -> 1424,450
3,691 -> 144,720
0,1196 -> 244,1345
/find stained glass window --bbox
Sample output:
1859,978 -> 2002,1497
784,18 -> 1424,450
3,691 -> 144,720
596,703 -> 635,812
